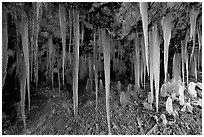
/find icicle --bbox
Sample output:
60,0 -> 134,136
93,29 -> 99,125
20,12 -> 31,125
112,39 -> 116,72
14,13 -> 20,81
30,18 -> 34,82
69,9 -> 72,65
197,26 -> 202,53
184,33 -> 189,85
140,55 -> 144,87
88,55 -> 93,79
2,7 -> 8,88
59,3 -> 66,85
48,34 -> 53,84
190,33 -> 196,64
56,46 -> 61,94
51,45 -> 56,88
139,2 -> 149,75
197,27 -> 201,69
73,10 -> 80,118
102,29 -> 111,135
141,36 -> 146,88
194,55 -> 197,81
189,8 -> 199,39
33,2 -> 39,89
134,33 -> 140,88
149,31 -> 154,102
181,41 -> 185,82
81,21 -> 84,46
152,25 -> 160,112
161,14 -> 172,82
19,54 -> 27,129
189,9 -> 199,63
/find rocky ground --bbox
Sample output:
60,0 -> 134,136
2,76 -> 202,135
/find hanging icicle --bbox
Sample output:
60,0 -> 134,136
134,33 -> 140,88
20,13 -> 31,112
197,27 -> 202,70
139,2 -> 149,75
81,20 -> 84,46
48,34 -> 53,84
93,29 -> 99,127
184,33 -> 189,85
152,24 -> 160,112
55,45 -> 61,93
69,8 -> 73,65
59,3 -> 67,85
161,14 -> 173,82
33,2 -> 40,89
141,36 -> 146,88
51,44 -> 56,88
73,9 -> 80,118
197,26 -> 202,53
19,54 -> 27,129
194,55 -> 197,81
29,16 -> 33,82
189,8 -> 199,39
88,55 -> 93,79
149,31 -> 154,104
2,7 -> 8,88
189,8 -> 199,64
102,29 -> 111,135
14,13 -> 21,82
181,41 -> 185,83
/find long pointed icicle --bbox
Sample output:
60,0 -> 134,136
184,34 -> 189,85
2,7 -> 8,88
51,45 -> 55,88
189,8 -> 199,39
59,3 -> 66,85
21,13 -> 31,117
73,10 -> 80,118
197,27 -> 201,69
161,14 -> 172,82
29,15 -> 33,82
68,9 -> 72,65
141,36 -> 146,88
56,46 -> 61,93
149,31 -> 154,103
152,25 -> 160,112
93,29 -> 99,129
181,41 -> 185,82
197,26 -> 202,53
33,2 -> 39,89
194,55 -> 197,81
48,35 -> 53,84
139,2 -> 149,76
19,54 -> 27,129
102,29 -> 111,135
134,34 -> 140,88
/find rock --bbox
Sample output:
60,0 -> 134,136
120,91 -> 135,107
120,91 -> 128,107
